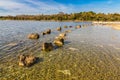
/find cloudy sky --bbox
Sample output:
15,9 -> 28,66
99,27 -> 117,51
0,0 -> 120,16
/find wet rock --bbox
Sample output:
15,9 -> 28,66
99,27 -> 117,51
18,55 -> 38,67
54,37 -> 64,47
75,25 -> 81,29
42,42 -> 53,51
45,29 -> 51,34
25,55 -> 38,67
19,54 -> 26,61
28,33 -> 39,39
42,32 -> 46,36
42,29 -> 51,36
69,26 -> 73,28
59,33 -> 66,39
57,27 -> 62,31
18,61 -> 25,67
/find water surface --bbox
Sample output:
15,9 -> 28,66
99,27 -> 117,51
0,20 -> 120,80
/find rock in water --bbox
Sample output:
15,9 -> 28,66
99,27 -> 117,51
42,42 -> 53,51
45,29 -> 51,34
18,54 -> 38,67
75,25 -> 81,29
64,26 -> 68,28
59,33 -> 66,39
57,27 -> 62,31
28,33 -> 39,39
42,29 -> 51,36
25,55 -> 38,67
69,26 -> 72,28
54,37 -> 64,47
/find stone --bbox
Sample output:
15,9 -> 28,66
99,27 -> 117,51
42,29 -> 51,36
75,25 -> 81,29
19,54 -> 26,61
45,29 -> 51,34
69,26 -> 72,28
42,42 -> 53,51
18,61 -> 25,67
18,54 -> 38,67
42,32 -> 46,36
28,33 -> 39,39
57,27 -> 62,31
64,26 -> 68,28
59,33 -> 66,39
54,37 -> 64,47
25,55 -> 38,67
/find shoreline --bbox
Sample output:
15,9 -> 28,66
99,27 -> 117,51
92,21 -> 120,30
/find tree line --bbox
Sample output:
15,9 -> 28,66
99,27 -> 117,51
0,11 -> 120,21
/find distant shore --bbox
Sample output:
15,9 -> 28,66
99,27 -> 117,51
92,21 -> 120,30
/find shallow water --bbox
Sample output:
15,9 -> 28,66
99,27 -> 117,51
0,20 -> 120,80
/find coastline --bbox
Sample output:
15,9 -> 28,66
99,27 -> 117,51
92,21 -> 120,30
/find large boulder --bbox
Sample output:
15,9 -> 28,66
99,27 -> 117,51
28,33 -> 39,39
18,55 -> 38,67
42,42 -> 53,51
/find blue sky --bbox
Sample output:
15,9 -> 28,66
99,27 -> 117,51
0,0 -> 120,16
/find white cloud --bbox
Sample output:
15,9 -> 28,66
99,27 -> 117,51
0,0 -> 72,16
0,0 -> 119,16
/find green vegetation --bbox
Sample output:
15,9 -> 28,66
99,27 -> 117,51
0,11 -> 120,21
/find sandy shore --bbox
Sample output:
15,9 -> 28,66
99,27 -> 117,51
92,21 -> 120,30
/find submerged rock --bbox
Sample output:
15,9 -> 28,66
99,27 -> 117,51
64,26 -> 68,28
42,42 -> 53,51
18,61 -> 25,67
25,55 -> 38,67
69,47 -> 79,51
28,33 -> 39,39
57,70 -> 71,75
69,26 -> 73,28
